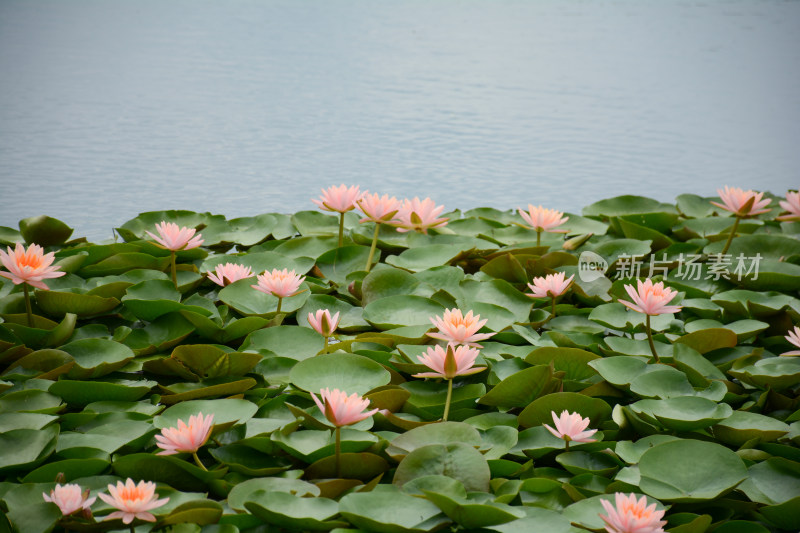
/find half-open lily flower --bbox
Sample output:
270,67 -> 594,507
252,268 -> 305,299
207,263 -> 253,287
357,192 -> 401,223
43,483 -> 96,516
312,184 -> 363,213
527,272 -> 575,299
599,492 -> 666,533
98,479 -> 169,524
777,191 -> 800,221
155,413 -> 214,455
518,205 -> 569,233
711,186 -> 771,217
427,308 -> 494,348
395,197 -> 448,234
308,309 -> 340,337
782,325 -> 800,356
414,344 -> 486,380
618,278 -> 682,316
544,410 -> 597,445
0,242 -> 65,290
145,221 -> 204,251
311,388 -> 378,427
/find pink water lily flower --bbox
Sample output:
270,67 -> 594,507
427,308 -> 495,348
207,263 -> 253,287
711,186 -> 771,217
155,412 -> 214,455
544,410 -> 597,444
98,479 -> 169,524
308,309 -> 340,337
311,388 -> 379,427
618,278 -> 682,316
0,242 -> 65,290
312,184 -> 363,213
394,197 -> 448,234
518,205 -> 569,233
782,325 -> 800,356
777,191 -> 800,221
145,221 -> 204,251
252,268 -> 305,299
414,344 -> 486,380
357,192 -> 401,223
43,483 -> 96,516
600,492 -> 666,533
527,272 -> 575,299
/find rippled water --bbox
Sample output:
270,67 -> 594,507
1,0 -> 798,242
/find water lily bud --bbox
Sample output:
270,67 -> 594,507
563,233 -> 593,251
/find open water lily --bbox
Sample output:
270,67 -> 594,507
777,190 -> 800,221
357,192 -> 400,271
98,479 -> 169,525
526,271 -> 575,319
251,268 -> 305,313
155,412 -> 214,470
43,483 -> 96,517
781,325 -> 800,356
0,242 -> 65,326
394,197 -> 448,234
414,344 -> 486,421
544,410 -> 597,451
710,186 -> 771,254
427,308 -> 494,348
619,278 -> 682,363
313,184 -> 363,247
146,221 -> 204,289
518,205 -> 569,246
207,262 -> 253,287
311,388 -> 378,477
599,492 -> 666,533
308,308 -> 340,351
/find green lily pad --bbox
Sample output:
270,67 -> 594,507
363,295 -> 445,329
241,325 -> 324,360
394,443 -> 490,492
290,352 -> 391,396
245,491 -> 346,531
518,392 -> 611,429
19,215 -> 74,246
712,411 -> 791,447
339,485 -> 449,533
60,338 -> 135,379
49,379 -> 156,405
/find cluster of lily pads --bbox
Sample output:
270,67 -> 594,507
0,187 -> 799,533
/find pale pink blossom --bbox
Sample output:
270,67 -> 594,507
526,272 -> 575,299
414,344 -> 486,380
781,325 -> 800,356
308,309 -> 340,337
710,186 -> 771,217
518,205 -> 569,233
312,184 -> 363,213
394,197 -> 448,234
43,483 -> 96,516
311,388 -> 378,427
618,278 -> 682,316
777,191 -> 800,221
544,410 -> 597,443
251,268 -> 305,298
357,192 -> 401,223
599,492 -> 666,533
0,242 -> 65,290
427,308 -> 494,348
207,262 -> 253,287
98,479 -> 169,524
155,412 -> 214,455
145,221 -> 204,251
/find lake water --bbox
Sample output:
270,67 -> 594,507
1,0 -> 798,242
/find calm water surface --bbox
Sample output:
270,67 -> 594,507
1,1 -> 798,242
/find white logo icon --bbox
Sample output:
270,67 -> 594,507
578,251 -> 608,282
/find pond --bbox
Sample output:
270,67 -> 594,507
0,0 -> 798,241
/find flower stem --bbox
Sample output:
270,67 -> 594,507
170,250 -> 178,290
335,426 -> 342,478
193,452 -> 207,471
323,336 -> 329,353
551,296 -> 556,320
536,229 -> 542,247
23,284 -> 33,327
442,379 -> 453,422
646,314 -> 660,363
338,213 -> 345,248
720,216 -> 741,256
565,439 -> 570,452
130,525 -> 135,533
276,297 -> 283,314
365,223 -> 380,272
